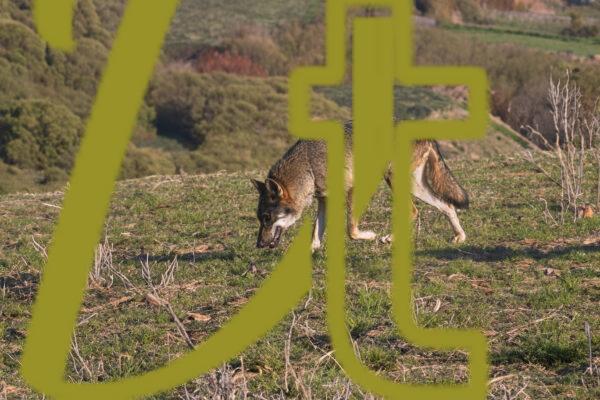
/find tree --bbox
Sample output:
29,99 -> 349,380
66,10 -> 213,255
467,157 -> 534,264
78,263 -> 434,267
0,100 -> 84,171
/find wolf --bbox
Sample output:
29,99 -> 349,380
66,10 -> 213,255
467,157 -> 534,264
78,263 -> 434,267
251,120 -> 469,250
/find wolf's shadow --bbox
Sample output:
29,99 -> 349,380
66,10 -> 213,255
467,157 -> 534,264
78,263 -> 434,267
417,243 -> 600,263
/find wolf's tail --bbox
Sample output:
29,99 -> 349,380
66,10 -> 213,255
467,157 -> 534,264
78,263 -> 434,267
424,143 -> 469,209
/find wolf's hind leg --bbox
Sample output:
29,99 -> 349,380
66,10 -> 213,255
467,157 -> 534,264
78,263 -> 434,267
346,188 -> 377,241
412,168 -> 466,243
312,197 -> 326,251
380,169 -> 419,244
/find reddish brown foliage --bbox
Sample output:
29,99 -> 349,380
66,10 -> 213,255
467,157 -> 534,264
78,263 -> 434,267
195,50 -> 267,77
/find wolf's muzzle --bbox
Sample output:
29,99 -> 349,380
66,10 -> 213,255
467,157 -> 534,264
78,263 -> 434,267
257,226 -> 283,249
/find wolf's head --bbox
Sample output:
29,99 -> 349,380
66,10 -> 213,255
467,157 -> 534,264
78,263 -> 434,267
251,178 -> 300,249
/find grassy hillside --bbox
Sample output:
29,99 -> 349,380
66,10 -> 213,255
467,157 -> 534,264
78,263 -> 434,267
1,0 -> 476,196
443,24 -> 600,56
166,0 -> 322,47
1,156 -> 599,398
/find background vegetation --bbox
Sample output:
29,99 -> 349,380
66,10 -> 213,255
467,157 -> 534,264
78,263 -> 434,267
0,0 -> 598,194
1,1 -> 599,398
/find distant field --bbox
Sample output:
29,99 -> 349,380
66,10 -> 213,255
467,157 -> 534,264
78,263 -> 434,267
316,85 -> 455,121
166,0 -> 322,46
1,156 -> 599,399
483,9 -> 600,36
444,24 -> 600,57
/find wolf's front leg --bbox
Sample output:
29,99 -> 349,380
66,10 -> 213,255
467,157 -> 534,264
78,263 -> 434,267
311,197 -> 326,251
346,188 -> 376,241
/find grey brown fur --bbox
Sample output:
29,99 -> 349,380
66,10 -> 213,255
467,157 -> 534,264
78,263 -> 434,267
252,121 -> 469,250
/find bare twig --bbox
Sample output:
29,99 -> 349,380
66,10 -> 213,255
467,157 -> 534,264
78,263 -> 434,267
584,321 -> 596,376
524,71 -> 599,223
140,256 -> 194,350
160,256 -> 178,288
70,333 -> 93,381
31,235 -> 47,260
89,237 -> 114,288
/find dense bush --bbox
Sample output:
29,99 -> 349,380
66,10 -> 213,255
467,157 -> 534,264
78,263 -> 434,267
0,20 -> 44,68
91,0 -> 127,33
412,27 -> 600,139
147,69 -> 348,172
415,0 -> 483,23
146,66 -> 211,147
196,50 -> 268,77
224,25 -> 289,75
274,20 -> 325,70
0,0 -> 36,30
0,100 -> 83,171
561,13 -> 599,37
190,20 -> 326,78
73,0 -> 111,45
0,160 -> 45,195
1,0 -> 597,196
479,0 -> 520,11
120,145 -> 176,179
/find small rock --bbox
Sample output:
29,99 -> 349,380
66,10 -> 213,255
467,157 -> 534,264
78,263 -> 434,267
145,292 -> 167,306
543,268 -> 561,277
187,312 -> 211,322
248,262 -> 258,274
433,298 -> 442,313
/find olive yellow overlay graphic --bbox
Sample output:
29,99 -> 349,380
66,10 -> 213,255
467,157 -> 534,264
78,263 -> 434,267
21,0 -> 490,398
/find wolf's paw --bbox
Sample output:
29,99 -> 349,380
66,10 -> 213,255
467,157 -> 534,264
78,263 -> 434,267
380,234 -> 393,244
351,230 -> 377,241
311,240 -> 322,252
452,233 -> 466,244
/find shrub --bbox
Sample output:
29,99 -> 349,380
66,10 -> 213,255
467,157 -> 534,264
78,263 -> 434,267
524,73 -> 600,222
146,68 -> 210,147
91,0 -> 127,33
196,50 -> 268,77
415,0 -> 462,23
0,0 -> 36,30
0,160 -> 43,194
147,70 -> 349,172
73,0 -> 107,43
225,25 -> 289,75
479,0 -> 519,11
0,20 -> 44,67
274,20 -> 325,70
0,100 -> 83,171
120,145 -> 176,179
131,102 -> 158,146
413,27 -> 580,142
40,166 -> 69,185
48,38 -> 108,96
455,0 -> 484,23
561,13 -> 599,38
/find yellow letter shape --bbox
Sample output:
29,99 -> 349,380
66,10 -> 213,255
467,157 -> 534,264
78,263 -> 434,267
289,1 -> 489,399
22,1 -> 312,399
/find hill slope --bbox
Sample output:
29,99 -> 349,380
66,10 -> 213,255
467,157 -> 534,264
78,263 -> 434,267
1,156 -> 598,398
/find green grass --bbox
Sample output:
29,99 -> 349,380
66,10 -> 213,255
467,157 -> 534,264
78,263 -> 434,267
1,156 -> 599,398
315,85 -> 455,121
166,0 -> 323,47
443,24 -> 600,57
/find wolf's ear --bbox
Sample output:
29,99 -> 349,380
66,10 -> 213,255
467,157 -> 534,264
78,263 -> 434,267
265,178 -> 284,198
250,179 -> 266,194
